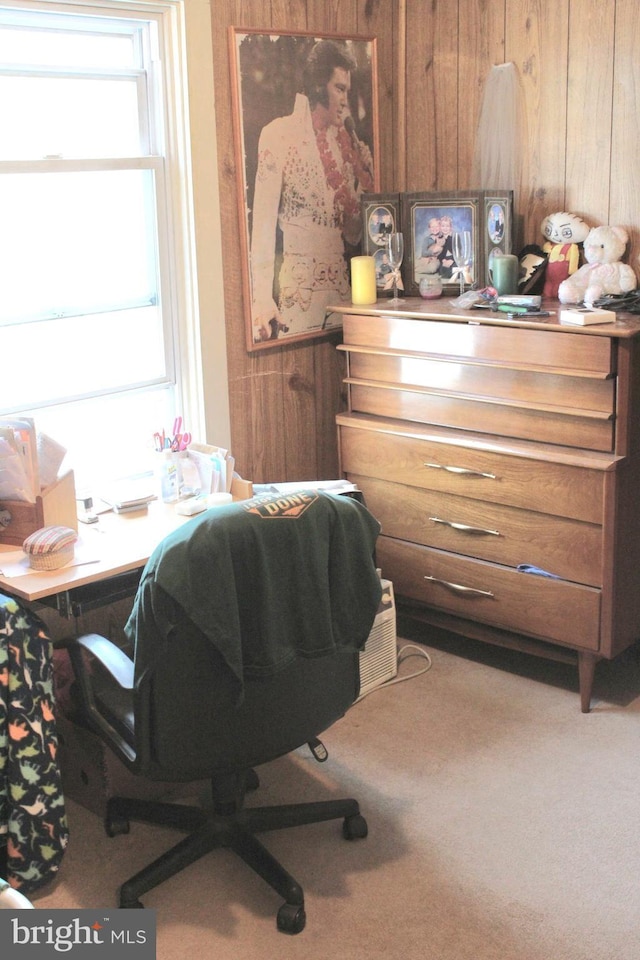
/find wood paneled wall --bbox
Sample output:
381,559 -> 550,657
210,0 -> 640,483
211,0 -> 396,484
404,0 -> 640,258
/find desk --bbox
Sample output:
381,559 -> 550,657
0,500 -> 194,890
0,499 -> 212,890
0,499 -> 188,615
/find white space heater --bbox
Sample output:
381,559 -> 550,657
358,579 -> 397,698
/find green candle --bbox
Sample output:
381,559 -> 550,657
491,254 -> 519,295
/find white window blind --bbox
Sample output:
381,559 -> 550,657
0,1 -> 197,489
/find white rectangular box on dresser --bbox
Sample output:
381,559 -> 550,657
332,298 -> 640,711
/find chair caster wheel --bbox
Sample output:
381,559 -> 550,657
106,815 -> 130,837
277,902 -> 306,934
343,813 -> 368,840
246,768 -> 260,791
120,897 -> 144,909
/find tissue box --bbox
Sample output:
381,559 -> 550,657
0,469 -> 77,545
559,307 -> 616,325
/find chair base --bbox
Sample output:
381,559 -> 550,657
105,772 -> 367,934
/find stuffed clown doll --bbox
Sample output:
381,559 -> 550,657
541,211 -> 590,298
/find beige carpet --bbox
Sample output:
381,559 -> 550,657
34,626 -> 640,960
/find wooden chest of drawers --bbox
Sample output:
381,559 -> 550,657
333,299 -> 640,710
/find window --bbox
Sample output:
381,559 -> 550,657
0,0 -> 201,490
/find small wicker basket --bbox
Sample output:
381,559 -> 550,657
23,525 -> 78,571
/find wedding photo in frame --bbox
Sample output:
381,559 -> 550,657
360,193 -> 401,293
228,28 -> 379,351
402,191 -> 482,296
483,191 -> 514,285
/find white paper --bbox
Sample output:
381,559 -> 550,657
253,479 -> 359,495
0,541 -> 101,579
37,431 -> 68,488
0,417 -> 39,502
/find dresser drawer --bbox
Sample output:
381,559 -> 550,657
342,314 -> 615,375
377,536 -> 601,651
347,381 -> 614,451
338,416 -> 611,524
346,350 -> 615,413
355,475 -> 602,586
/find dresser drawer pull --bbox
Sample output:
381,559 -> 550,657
423,462 -> 496,479
424,575 -> 495,598
429,516 -> 500,537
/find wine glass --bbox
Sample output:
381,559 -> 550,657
387,232 -> 404,304
452,230 -> 472,296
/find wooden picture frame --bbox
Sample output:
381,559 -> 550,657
360,193 -> 401,294
228,28 -> 379,351
483,191 -> 514,286
402,192 -> 482,296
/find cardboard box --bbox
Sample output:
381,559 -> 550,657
231,475 -> 253,500
0,469 -> 77,545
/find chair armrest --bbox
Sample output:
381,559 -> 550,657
75,633 -> 134,689
63,633 -> 137,764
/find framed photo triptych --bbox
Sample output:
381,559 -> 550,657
361,190 -> 514,296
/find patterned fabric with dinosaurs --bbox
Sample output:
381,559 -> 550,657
0,593 -> 69,891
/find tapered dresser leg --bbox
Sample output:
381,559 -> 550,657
578,652 -> 598,713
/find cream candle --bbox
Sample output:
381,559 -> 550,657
350,255 -> 377,304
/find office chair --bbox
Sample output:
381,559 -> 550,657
66,491 -> 382,933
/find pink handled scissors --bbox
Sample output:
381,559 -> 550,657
170,431 -> 191,452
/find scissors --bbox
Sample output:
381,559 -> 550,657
170,431 -> 192,452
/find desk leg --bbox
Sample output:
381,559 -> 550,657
56,591 -> 72,619
578,652 -> 598,713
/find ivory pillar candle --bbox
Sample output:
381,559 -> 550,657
490,253 -> 519,295
350,256 -> 377,305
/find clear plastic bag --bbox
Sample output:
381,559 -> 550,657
450,286 -> 498,310
450,290 -> 486,309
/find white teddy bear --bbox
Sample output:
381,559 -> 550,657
558,225 -> 637,305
